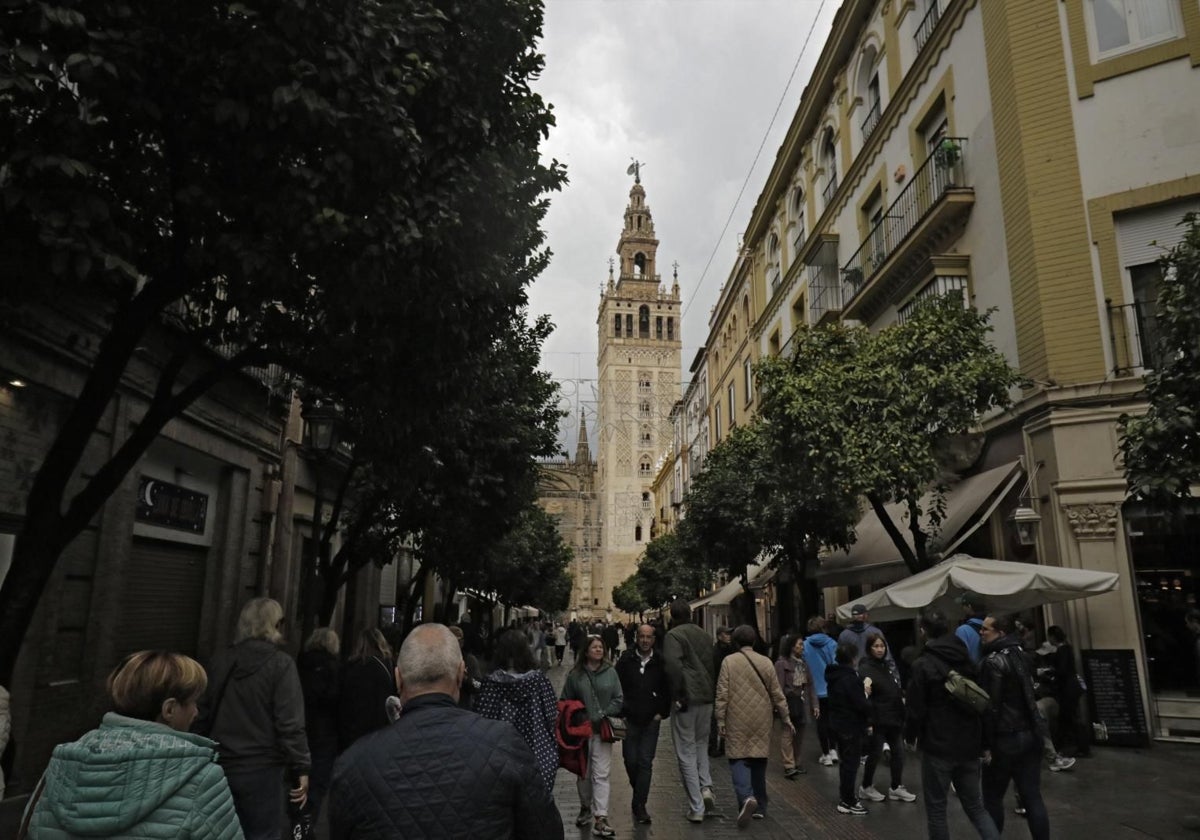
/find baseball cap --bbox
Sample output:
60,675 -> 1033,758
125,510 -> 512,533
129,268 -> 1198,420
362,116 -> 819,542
850,604 -> 868,617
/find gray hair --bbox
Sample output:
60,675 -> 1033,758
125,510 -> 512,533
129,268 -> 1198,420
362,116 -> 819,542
305,627 -> 340,656
235,597 -> 284,644
397,624 -> 462,688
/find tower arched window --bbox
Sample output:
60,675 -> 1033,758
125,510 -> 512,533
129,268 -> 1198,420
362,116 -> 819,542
639,305 -> 650,338
667,317 -> 675,340
635,524 -> 643,542
634,253 -> 647,275
614,313 -> 622,337
639,455 -> 652,475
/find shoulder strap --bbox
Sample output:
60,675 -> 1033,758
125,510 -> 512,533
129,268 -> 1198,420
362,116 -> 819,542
203,655 -> 238,734
740,651 -> 773,703
16,772 -> 47,840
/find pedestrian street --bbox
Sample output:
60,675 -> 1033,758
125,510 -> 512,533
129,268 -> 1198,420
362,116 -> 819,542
547,659 -> 1200,840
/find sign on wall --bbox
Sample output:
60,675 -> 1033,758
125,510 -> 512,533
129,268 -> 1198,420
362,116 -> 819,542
135,476 -> 209,534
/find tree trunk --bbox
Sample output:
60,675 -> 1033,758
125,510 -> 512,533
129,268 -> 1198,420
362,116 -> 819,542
868,492 -> 922,575
0,524 -> 68,685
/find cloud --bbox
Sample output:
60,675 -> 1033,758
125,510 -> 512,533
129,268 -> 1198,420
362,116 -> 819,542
529,0 -> 835,452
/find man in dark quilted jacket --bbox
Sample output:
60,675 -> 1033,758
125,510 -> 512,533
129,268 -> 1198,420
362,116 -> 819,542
328,623 -> 564,840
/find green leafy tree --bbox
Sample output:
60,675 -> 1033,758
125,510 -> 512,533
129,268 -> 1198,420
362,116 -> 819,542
612,575 -> 649,618
634,530 -> 712,608
1120,213 -> 1200,500
471,503 -> 574,614
756,299 -> 1022,575
0,0 -> 564,683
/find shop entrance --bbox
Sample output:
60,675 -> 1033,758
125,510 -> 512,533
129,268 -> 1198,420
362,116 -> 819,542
114,538 -> 208,660
1125,501 -> 1200,739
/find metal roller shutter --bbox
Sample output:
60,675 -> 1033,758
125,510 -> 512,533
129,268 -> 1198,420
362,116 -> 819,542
114,539 -> 207,659
1116,199 -> 1200,267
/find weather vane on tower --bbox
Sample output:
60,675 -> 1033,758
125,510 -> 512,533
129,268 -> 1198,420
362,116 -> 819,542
626,158 -> 644,184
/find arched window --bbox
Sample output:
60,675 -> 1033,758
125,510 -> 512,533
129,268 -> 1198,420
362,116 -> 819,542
742,295 -> 750,329
614,313 -> 622,337
857,45 -> 883,143
639,456 -> 652,475
768,234 -> 782,293
792,187 -> 806,255
821,128 -> 838,207
667,317 -> 675,340
635,524 -> 643,542
634,253 -> 647,275
639,305 -> 650,338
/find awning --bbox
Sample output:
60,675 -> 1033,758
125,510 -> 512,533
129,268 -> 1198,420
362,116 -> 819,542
696,559 -> 770,607
817,460 -> 1023,587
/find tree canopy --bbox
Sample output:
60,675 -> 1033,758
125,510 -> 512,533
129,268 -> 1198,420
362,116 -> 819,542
0,0 -> 565,683
754,299 -> 1022,574
1119,213 -> 1200,501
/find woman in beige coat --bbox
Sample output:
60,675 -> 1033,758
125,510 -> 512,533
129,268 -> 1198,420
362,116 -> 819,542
716,625 -> 793,828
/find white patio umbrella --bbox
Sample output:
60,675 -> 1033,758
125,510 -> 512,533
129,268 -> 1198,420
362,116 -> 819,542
835,553 -> 1120,622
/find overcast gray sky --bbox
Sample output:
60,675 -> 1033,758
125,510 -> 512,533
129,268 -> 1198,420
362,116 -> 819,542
528,0 -> 835,455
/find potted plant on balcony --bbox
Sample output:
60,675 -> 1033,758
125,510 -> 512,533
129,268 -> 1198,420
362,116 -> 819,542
934,139 -> 962,184
842,266 -> 864,293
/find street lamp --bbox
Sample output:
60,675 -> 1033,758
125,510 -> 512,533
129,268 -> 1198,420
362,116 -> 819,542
299,399 -> 344,642
302,402 -> 342,454
1008,458 -> 1044,548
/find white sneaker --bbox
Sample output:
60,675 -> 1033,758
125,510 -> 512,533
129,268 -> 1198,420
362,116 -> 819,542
819,753 -> 834,766
858,785 -> 886,802
828,748 -> 840,764
882,743 -> 891,754
702,787 -> 716,811
1049,755 -> 1076,772
888,785 -> 917,802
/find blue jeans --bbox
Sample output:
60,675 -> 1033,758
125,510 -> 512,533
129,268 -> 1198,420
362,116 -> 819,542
729,757 -> 768,814
921,753 -> 1000,840
982,730 -> 1050,840
621,719 -> 660,810
224,766 -> 285,840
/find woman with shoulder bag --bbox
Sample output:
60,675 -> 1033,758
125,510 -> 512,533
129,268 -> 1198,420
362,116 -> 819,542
775,634 -> 818,779
561,635 -> 624,838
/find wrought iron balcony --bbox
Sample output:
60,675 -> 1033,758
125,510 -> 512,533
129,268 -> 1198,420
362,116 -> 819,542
915,0 -> 944,54
822,173 -> 840,209
840,137 -> 973,318
861,99 -> 881,143
1107,300 -> 1161,374
808,262 -> 843,325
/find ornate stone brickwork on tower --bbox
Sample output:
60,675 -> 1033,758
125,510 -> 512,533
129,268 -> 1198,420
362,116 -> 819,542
594,172 -> 682,616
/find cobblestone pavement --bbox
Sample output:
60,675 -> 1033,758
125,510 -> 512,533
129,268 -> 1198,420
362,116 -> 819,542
548,658 -> 1200,840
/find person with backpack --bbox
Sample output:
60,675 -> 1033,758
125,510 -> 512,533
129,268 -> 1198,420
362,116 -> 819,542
802,615 -> 838,767
903,609 -> 1000,840
978,614 -> 1052,840
957,592 -> 987,663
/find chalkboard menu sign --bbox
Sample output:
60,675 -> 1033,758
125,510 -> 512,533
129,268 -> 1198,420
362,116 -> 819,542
1081,649 -> 1150,747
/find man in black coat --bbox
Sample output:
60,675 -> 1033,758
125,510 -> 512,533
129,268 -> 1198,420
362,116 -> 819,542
979,614 -> 1051,840
616,624 -> 672,825
903,609 -> 999,840
328,624 -> 563,840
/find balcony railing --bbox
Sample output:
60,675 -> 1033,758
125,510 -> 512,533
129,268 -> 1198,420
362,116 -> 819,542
1108,300 -> 1161,374
793,228 -> 807,259
769,268 -> 782,294
861,99 -> 881,142
808,264 -> 843,324
822,173 -> 840,209
915,0 -> 944,54
841,137 -> 969,308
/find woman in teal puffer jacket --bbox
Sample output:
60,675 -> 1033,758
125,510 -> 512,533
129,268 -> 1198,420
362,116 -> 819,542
561,635 -> 624,838
22,650 -> 243,839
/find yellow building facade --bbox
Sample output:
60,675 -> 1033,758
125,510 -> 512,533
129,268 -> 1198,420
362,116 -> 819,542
705,0 -> 1200,740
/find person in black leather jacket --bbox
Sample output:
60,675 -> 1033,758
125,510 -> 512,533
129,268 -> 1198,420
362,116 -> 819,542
328,623 -> 563,840
978,614 -> 1051,840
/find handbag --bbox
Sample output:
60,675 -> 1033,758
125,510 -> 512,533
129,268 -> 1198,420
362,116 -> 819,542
599,715 -> 627,742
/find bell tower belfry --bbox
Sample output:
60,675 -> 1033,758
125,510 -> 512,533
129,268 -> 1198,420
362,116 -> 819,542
593,168 -> 682,617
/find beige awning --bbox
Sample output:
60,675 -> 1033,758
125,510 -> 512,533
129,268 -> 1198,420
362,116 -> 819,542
817,460 -> 1023,587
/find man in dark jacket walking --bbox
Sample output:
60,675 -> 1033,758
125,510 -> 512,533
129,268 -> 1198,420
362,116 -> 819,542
616,624 -> 671,824
903,609 -> 999,840
979,615 -> 1051,840
328,624 -> 563,840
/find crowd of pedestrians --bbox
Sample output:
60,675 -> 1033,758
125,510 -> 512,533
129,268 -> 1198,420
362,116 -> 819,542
16,590 -> 1092,839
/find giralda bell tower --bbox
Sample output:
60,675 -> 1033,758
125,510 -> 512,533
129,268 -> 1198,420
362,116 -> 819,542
594,166 -> 682,616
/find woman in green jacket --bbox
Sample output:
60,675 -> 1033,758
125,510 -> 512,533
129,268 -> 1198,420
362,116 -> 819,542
23,650 -> 243,839
561,635 -> 623,838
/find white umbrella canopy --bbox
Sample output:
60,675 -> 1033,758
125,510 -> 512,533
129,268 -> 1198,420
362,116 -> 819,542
835,554 -> 1120,623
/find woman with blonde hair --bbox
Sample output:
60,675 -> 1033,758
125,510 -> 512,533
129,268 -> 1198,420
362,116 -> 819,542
22,651 -> 243,838
337,627 -> 397,751
196,597 -> 310,840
